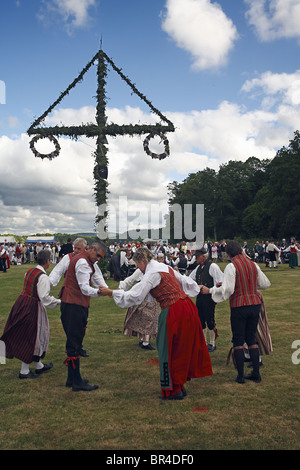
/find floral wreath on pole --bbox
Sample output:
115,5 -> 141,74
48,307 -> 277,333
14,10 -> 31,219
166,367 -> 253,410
143,132 -> 170,160
29,135 -> 61,160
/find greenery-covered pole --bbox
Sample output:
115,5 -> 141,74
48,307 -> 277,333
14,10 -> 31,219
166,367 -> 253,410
94,50 -> 109,232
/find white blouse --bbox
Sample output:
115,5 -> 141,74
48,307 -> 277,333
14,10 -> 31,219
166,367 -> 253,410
35,265 -> 61,309
113,259 -> 200,309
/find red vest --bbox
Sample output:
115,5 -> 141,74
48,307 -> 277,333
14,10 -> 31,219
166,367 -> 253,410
150,267 -> 188,309
60,252 -> 95,308
22,268 -> 43,299
230,255 -> 261,308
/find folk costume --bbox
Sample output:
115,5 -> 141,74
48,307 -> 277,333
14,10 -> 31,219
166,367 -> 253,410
59,251 -> 107,391
266,242 -> 280,268
189,258 -> 223,351
112,260 -> 213,399
0,265 -> 60,377
283,242 -> 300,268
119,268 -> 160,349
210,254 -> 270,383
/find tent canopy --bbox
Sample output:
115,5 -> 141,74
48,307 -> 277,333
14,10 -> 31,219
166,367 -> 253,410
25,236 -> 56,244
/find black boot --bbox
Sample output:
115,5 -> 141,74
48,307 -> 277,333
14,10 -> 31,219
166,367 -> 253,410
245,347 -> 261,382
234,347 -> 245,384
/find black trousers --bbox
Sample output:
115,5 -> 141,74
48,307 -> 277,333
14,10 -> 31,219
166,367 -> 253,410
60,302 -> 88,357
196,294 -> 216,330
230,304 -> 261,348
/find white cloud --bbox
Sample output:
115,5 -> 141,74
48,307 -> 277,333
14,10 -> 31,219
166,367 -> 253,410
38,0 -> 97,33
241,70 -> 300,107
161,0 -> 239,70
245,0 -> 300,42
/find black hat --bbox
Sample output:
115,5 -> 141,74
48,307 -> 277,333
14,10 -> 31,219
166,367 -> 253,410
195,247 -> 207,257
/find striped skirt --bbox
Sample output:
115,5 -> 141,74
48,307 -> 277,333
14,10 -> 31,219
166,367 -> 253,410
0,294 -> 49,364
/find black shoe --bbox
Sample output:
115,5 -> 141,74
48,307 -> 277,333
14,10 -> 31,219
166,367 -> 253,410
159,391 -> 184,400
72,382 -> 99,392
244,373 -> 261,383
19,371 -> 40,379
66,378 -> 89,388
234,375 -> 245,384
182,387 -> 187,397
80,348 -> 89,357
141,343 -> 155,350
35,363 -> 53,374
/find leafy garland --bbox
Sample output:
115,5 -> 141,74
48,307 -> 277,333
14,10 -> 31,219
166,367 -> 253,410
143,133 -> 170,160
27,49 -> 175,231
30,135 -> 61,160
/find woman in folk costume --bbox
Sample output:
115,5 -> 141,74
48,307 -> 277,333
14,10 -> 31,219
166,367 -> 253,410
0,250 -> 60,379
119,268 -> 160,350
100,247 -> 212,400
283,240 -> 300,269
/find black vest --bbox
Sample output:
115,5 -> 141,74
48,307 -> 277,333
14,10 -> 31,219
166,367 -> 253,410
195,260 -> 214,287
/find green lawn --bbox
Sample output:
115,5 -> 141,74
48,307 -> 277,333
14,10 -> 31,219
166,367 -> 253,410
0,262 -> 299,450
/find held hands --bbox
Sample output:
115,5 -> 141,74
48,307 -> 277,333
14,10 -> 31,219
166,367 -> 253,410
99,286 -> 113,297
199,285 -> 210,295
199,282 -> 222,294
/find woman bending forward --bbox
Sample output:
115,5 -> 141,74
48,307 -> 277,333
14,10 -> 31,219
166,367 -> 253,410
100,247 -> 212,400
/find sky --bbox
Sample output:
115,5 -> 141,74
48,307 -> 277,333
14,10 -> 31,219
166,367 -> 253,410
1,0 -> 300,237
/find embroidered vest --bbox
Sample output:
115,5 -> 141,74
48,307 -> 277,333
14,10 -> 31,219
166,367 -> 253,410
195,260 -> 214,288
150,267 -> 188,309
230,255 -> 261,308
22,268 -> 43,299
60,252 -> 95,308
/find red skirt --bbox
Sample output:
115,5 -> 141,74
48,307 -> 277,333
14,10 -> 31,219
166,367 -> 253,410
157,298 -> 213,397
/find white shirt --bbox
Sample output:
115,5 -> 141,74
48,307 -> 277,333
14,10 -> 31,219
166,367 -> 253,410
113,259 -> 200,309
49,253 -> 72,286
189,262 -> 224,286
209,262 -> 271,304
35,265 -> 61,309
75,258 -> 108,298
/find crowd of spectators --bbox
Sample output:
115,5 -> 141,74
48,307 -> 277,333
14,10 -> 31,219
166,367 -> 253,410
1,236 -> 299,275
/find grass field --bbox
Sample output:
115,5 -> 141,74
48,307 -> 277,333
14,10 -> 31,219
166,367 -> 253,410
0,262 -> 299,451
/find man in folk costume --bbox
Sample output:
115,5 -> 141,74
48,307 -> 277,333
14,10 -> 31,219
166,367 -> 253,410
266,239 -> 280,268
0,250 -> 60,379
59,241 -> 108,392
100,247 -> 212,400
49,238 -> 89,357
200,241 -> 270,384
189,247 -> 224,352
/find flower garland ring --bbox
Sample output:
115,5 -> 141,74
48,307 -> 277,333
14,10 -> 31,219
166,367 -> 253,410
30,135 -> 61,160
143,132 -> 170,160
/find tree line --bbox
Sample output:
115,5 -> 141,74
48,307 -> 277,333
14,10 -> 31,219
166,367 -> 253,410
167,130 -> 300,241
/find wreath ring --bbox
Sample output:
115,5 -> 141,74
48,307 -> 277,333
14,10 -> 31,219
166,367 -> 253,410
143,132 -> 170,160
30,135 -> 61,160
